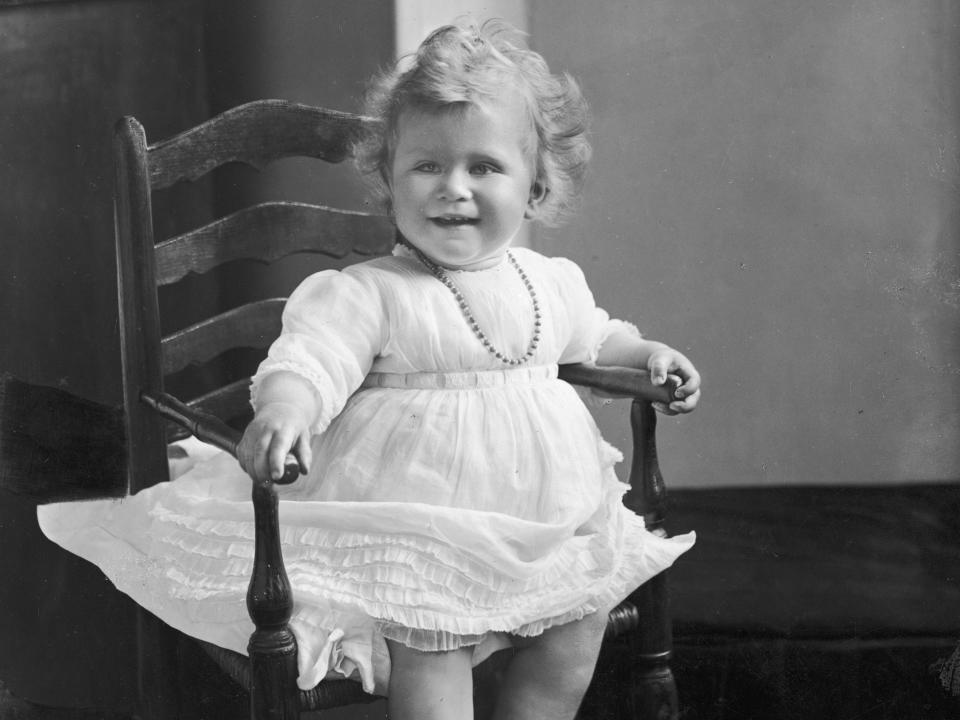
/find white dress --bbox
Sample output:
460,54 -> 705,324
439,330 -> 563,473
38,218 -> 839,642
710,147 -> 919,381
38,246 -> 694,696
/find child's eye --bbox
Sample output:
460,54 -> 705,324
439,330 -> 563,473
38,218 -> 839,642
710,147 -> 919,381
413,162 -> 440,173
471,162 -> 500,176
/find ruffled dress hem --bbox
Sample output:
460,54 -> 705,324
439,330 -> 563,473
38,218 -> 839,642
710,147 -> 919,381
38,438 -> 694,696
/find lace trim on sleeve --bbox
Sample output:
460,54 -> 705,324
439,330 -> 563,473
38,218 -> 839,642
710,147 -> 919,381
249,358 -> 333,437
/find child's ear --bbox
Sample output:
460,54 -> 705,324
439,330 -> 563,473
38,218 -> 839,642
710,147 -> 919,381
525,182 -> 548,219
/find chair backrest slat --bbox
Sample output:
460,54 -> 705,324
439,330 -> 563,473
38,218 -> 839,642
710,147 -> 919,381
161,299 -> 286,376
116,99 -> 392,494
155,202 -> 394,285
165,379 -> 254,442
147,100 -> 369,189
189,379 -> 253,423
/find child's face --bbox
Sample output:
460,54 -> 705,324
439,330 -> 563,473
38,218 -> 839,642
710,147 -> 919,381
390,96 -> 542,271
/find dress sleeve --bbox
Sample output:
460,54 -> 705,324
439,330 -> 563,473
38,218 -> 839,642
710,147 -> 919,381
550,256 -> 642,364
250,267 -> 387,435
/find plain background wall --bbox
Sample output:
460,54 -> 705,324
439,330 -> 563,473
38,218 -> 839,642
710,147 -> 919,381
529,0 -> 960,488
395,0 -> 526,56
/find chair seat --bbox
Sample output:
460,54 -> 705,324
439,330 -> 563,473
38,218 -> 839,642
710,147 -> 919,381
196,640 -> 380,711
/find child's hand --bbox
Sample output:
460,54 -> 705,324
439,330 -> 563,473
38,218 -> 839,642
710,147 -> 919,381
237,402 -> 313,483
647,348 -> 701,415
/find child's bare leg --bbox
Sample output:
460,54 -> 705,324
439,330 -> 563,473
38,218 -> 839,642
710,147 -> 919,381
492,609 -> 609,720
386,640 -> 474,720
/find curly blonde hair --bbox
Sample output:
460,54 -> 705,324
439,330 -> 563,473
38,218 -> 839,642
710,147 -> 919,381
354,21 -> 591,226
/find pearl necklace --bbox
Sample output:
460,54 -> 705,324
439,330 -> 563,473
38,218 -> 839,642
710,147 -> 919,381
400,240 -> 542,365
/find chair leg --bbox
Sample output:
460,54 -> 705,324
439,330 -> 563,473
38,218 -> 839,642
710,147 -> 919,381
248,627 -> 299,720
630,573 -> 678,720
247,481 -> 299,720
631,662 -> 678,720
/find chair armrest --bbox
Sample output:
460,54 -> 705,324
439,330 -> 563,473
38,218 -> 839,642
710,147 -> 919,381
141,390 -> 301,484
560,363 -> 680,717
141,388 -> 301,716
560,362 -> 672,526
558,363 -> 678,403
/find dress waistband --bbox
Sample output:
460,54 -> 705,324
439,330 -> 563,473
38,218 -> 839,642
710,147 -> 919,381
360,364 -> 559,390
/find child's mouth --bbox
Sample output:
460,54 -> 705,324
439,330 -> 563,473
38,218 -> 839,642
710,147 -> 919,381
431,216 -> 479,227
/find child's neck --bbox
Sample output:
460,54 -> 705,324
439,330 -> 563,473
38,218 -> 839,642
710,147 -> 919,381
396,236 -> 508,272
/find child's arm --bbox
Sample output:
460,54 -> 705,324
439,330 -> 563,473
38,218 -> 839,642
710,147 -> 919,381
237,370 -> 320,482
596,328 -> 701,415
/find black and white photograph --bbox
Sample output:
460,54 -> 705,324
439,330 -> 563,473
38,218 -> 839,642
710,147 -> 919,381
1,1 -> 957,718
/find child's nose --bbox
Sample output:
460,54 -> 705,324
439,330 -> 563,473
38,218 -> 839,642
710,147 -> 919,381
437,168 -> 472,201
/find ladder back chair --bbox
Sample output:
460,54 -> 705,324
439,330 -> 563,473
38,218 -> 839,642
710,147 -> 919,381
113,99 -> 683,720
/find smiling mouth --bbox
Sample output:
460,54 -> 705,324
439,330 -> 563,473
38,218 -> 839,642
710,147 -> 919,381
430,216 -> 479,227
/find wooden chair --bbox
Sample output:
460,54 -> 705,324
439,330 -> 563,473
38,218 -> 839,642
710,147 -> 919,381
113,99 -> 683,720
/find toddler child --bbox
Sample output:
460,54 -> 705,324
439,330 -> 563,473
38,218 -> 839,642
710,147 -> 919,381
41,21 -> 699,720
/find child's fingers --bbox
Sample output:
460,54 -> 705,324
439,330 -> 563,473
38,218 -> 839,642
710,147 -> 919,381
255,441 -> 278,483
239,429 -> 274,482
652,401 -> 677,415
267,429 -> 299,481
295,435 -> 312,475
668,387 -> 701,413
670,367 -> 700,400
649,356 -> 671,385
678,367 -> 701,393
656,373 -> 683,402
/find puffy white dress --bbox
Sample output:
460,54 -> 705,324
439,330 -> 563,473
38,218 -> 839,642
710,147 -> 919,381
38,246 -> 694,696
